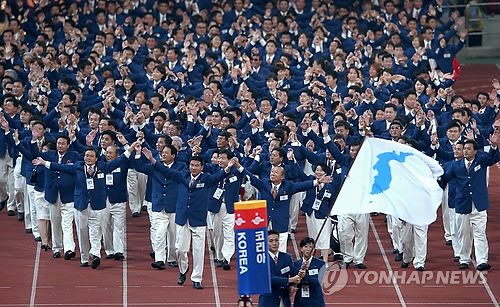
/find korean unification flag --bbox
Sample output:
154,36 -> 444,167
331,137 -> 444,226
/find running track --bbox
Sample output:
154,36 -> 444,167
0,64 -> 499,306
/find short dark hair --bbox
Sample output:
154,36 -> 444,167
299,237 -> 315,248
189,155 -> 205,166
464,139 -> 479,150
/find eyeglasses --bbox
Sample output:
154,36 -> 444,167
5,88 -> 13,91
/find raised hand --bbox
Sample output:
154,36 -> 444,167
32,157 -> 47,166
142,147 -> 153,160
319,175 -> 333,184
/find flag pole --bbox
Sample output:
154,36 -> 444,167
312,136 -> 368,255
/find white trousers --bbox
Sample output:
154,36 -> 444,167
13,157 -> 24,214
145,200 -> 155,250
401,223 -> 428,268
449,207 -> 461,258
34,190 -> 50,220
50,194 -> 75,253
126,169 -> 147,214
339,213 -> 369,264
74,206 -> 104,263
102,200 -> 126,255
213,202 -> 235,262
25,184 -> 39,238
305,214 -> 331,250
0,154 -> 15,211
176,222 -> 206,283
153,210 -> 176,263
289,192 -> 305,231
456,204 -> 488,265
441,186 -> 452,241
387,215 -> 403,252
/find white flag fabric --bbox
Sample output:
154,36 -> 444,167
330,137 -> 444,226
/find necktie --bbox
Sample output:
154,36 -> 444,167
272,186 -> 278,199
466,161 -> 472,171
88,166 -> 94,176
190,177 -> 195,188
37,141 -> 42,152
274,255 -> 278,264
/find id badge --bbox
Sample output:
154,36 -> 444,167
312,198 -> 322,210
86,178 -> 95,190
106,174 -> 114,186
301,284 -> 310,298
213,188 -> 224,200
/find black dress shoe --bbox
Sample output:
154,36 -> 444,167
416,266 -> 426,271
395,252 -> 403,262
401,262 -> 409,268
80,262 -> 89,267
290,229 -> 297,233
344,261 -> 353,268
353,263 -> 367,269
477,263 -> 491,271
151,261 -> 165,270
333,254 -> 344,261
17,212 -> 24,221
91,256 -> 101,269
445,240 -> 452,246
41,244 -> 51,251
132,212 -> 141,217
392,249 -> 399,254
216,259 -> 224,267
454,256 -> 460,262
35,237 -> 42,242
223,260 -> 231,271
150,251 -> 155,260
114,253 -> 125,261
64,251 -> 76,260
210,246 -> 215,252
177,267 -> 189,285
193,282 -> 203,289
167,261 -> 178,268
370,212 -> 379,216
8,210 -> 15,216
26,228 -> 32,233
106,254 -> 115,259
53,252 -> 61,258
459,263 -> 469,270
141,205 -> 147,212
0,198 -> 6,211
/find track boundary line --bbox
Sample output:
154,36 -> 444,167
123,217 -> 128,307
1,302 -> 497,306
206,231 -> 221,307
369,218 -> 407,307
29,242 -> 41,307
470,259 -> 499,307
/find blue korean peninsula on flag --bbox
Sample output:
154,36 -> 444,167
330,137 -> 444,226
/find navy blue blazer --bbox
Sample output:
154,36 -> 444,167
133,157 -> 185,213
294,257 -> 326,307
441,147 -> 499,214
302,182 -> 338,219
206,166 -> 242,214
258,251 -> 298,307
104,157 -> 130,204
152,163 -> 230,227
243,169 -> 316,233
39,150 -> 81,204
48,154 -> 129,211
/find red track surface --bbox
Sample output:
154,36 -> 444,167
0,64 -> 499,307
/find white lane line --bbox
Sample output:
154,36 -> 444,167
123,216 -> 128,307
290,233 -> 300,259
471,259 -> 499,307
29,242 -> 41,307
206,231 -> 221,307
369,218 -> 407,307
